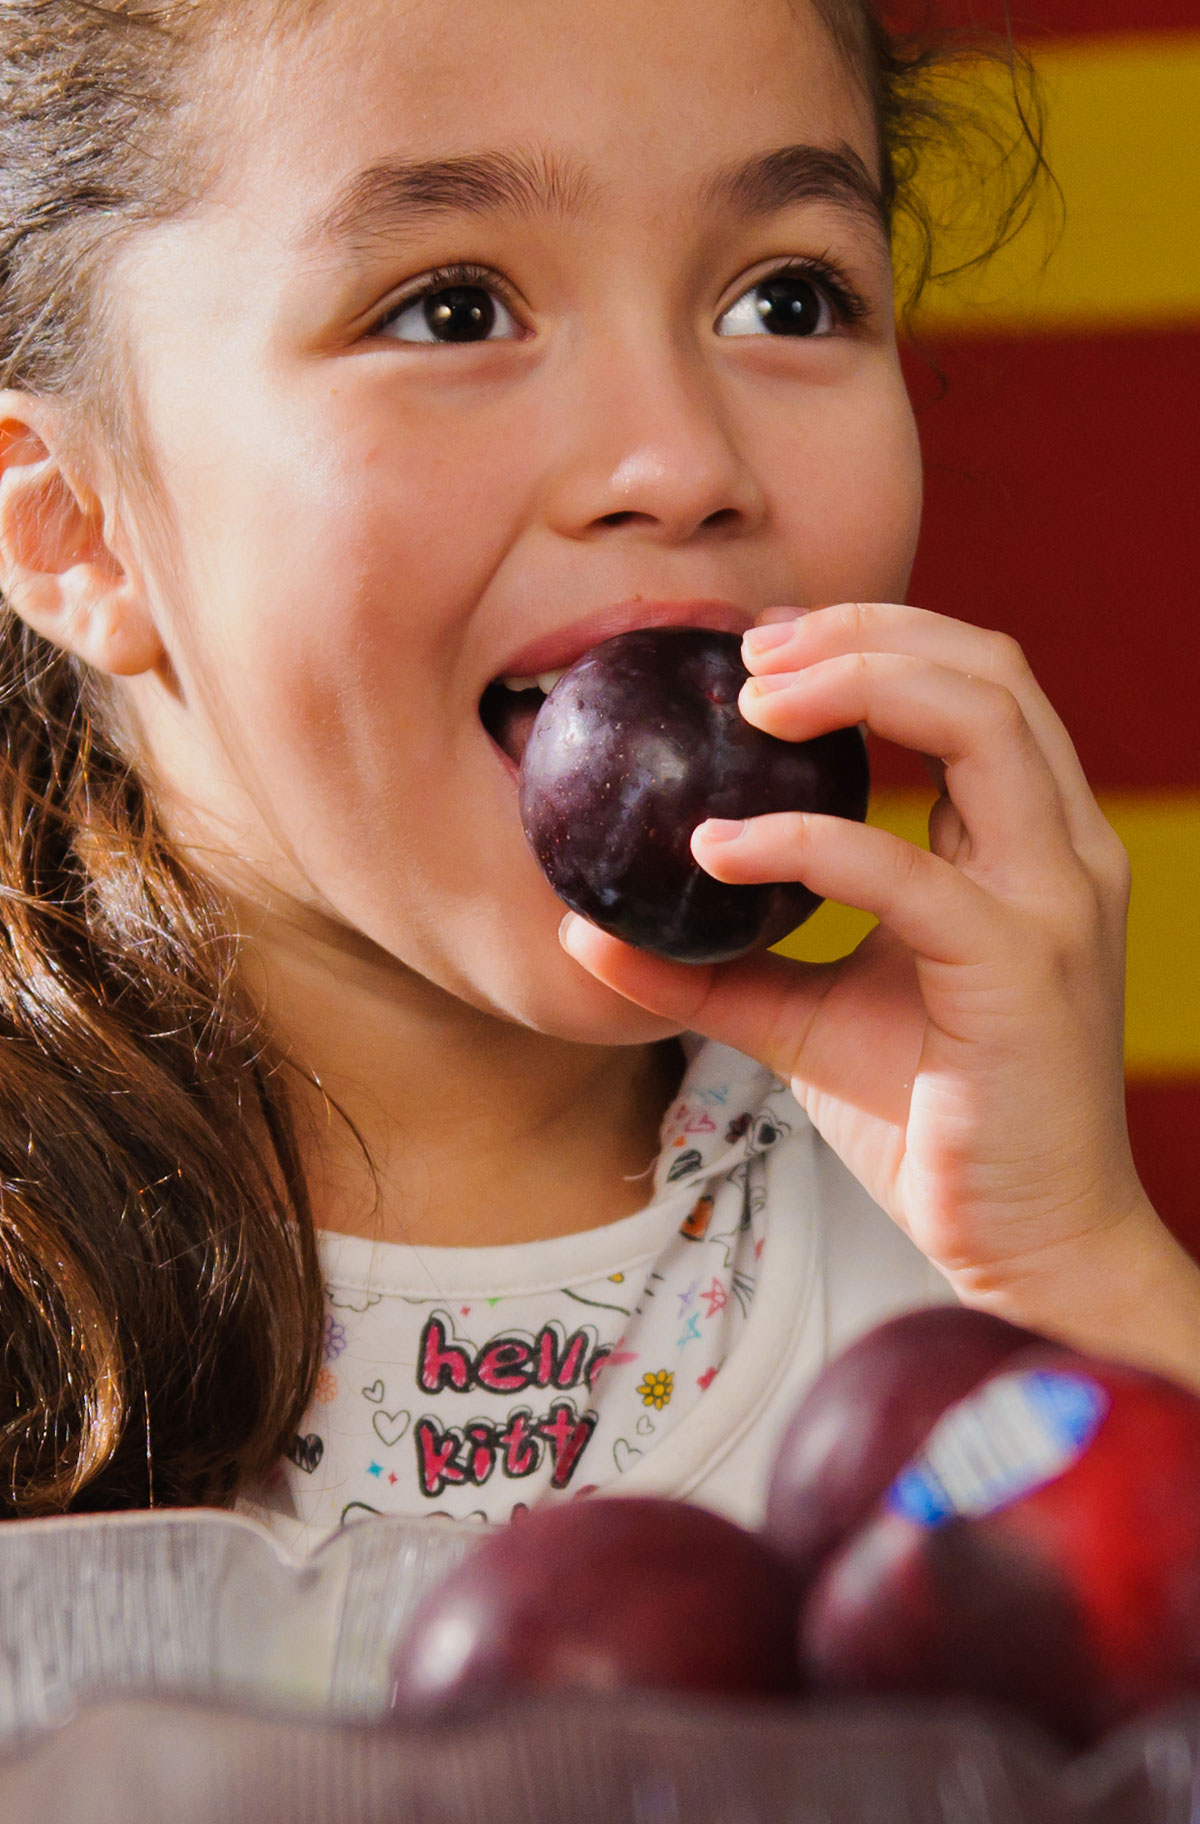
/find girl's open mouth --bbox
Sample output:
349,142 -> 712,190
479,600 -> 753,766
479,669 -> 568,766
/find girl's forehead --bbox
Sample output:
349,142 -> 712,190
219,0 -> 875,225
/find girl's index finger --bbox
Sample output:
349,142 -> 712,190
739,650 -> 1082,897
743,603 -> 1116,870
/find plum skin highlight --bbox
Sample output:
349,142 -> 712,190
517,627 -> 870,965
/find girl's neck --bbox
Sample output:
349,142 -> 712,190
235,906 -> 686,1250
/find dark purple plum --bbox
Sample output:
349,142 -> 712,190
764,1306 -> 1040,1594
800,1350 -> 1200,1745
389,1495 -> 802,1718
517,627 -> 869,964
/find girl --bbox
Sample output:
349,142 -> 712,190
0,0 -> 1195,1547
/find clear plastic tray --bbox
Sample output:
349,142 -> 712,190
6,1690 -> 1200,1822
0,1507 -> 472,1728
0,1508 -> 1197,1822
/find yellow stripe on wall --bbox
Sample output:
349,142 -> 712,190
774,790 -> 1200,1076
900,34 -> 1200,332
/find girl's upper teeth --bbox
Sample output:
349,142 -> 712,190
501,669 -> 567,694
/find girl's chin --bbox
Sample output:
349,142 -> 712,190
532,1001 -> 686,1048
484,954 -> 686,1048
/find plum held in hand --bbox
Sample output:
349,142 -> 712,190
390,1495 -> 802,1718
518,627 -> 869,965
801,1345 -> 1200,1747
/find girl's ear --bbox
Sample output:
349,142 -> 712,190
0,393 -> 165,676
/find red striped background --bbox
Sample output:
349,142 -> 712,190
885,6 -> 1199,1247
891,1 -> 1198,36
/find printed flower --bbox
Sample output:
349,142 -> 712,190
323,1313 -> 348,1361
637,1369 -> 675,1410
314,1367 -> 339,1405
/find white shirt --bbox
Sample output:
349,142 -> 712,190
243,1039 -> 952,1554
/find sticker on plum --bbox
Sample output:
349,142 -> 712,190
887,1369 -> 1109,1527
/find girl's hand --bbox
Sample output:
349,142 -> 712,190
561,602 -> 1200,1375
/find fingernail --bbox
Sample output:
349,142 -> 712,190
558,911 -> 582,948
742,621 -> 793,655
698,818 -> 745,843
744,672 -> 793,695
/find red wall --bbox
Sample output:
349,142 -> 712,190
884,2 -> 1199,1248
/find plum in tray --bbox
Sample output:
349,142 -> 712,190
390,1494 -> 802,1716
765,1304 -> 1200,1747
517,627 -> 869,965
764,1306 -> 1039,1594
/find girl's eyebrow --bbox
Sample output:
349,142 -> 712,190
298,141 -> 887,259
302,147 -> 594,255
703,142 -> 885,232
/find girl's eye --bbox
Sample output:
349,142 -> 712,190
379,280 -> 521,345
716,268 -> 846,339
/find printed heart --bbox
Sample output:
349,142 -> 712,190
372,1408 -> 412,1448
636,1413 -> 656,1436
361,1379 -> 385,1403
612,1437 -> 644,1473
341,1500 -> 382,1524
286,1432 -> 324,1474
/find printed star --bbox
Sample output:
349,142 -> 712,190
460,1305 -> 471,1316
367,1462 -> 383,1478
388,1472 -> 398,1485
677,1313 -> 701,1348
676,1279 -> 699,1317
699,1279 -> 728,1318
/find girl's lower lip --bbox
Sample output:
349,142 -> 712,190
480,712 -> 522,780
492,738 -> 520,782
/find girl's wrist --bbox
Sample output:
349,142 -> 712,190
948,1194 -> 1200,1397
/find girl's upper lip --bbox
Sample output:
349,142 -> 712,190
492,598 -> 756,682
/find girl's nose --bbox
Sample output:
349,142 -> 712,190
541,338 -> 768,546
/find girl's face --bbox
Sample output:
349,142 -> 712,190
112,0 -> 921,1042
